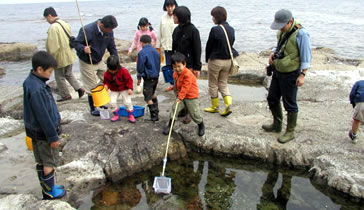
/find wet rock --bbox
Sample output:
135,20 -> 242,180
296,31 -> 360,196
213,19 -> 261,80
177,97 -> 364,199
0,117 -> 23,137
0,42 -> 37,61
0,143 -> 7,153
57,152 -> 106,194
0,66 -> 5,75
0,194 -> 75,210
311,155 -> 364,199
0,85 -> 23,116
60,119 -> 187,183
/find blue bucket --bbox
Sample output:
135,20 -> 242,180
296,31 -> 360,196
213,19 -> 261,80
119,105 -> 145,118
162,66 -> 174,84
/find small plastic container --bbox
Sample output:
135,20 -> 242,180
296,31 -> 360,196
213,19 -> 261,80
100,109 -> 110,120
162,66 -> 174,84
119,105 -> 145,118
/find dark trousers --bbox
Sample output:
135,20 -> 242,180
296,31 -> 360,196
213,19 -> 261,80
267,70 -> 300,112
164,50 -> 173,66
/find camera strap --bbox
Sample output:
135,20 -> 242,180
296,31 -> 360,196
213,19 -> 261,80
276,25 -> 299,52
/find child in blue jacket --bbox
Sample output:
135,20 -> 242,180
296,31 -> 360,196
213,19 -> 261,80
349,80 -> 364,143
137,34 -> 161,122
23,51 -> 66,199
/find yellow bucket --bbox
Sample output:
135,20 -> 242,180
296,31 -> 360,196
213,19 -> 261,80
25,136 -> 33,151
91,85 -> 110,107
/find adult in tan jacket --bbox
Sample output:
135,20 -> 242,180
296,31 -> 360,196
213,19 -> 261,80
44,7 -> 84,102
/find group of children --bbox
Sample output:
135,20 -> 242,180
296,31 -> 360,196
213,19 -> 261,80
23,11 -> 204,199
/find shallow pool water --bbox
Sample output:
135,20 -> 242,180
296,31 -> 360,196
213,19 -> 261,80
90,153 -> 363,210
197,79 -> 267,102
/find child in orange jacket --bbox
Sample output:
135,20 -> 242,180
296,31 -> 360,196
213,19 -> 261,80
163,52 -> 204,136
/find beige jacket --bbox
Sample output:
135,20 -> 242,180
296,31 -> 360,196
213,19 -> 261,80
46,19 -> 77,69
156,13 -> 177,51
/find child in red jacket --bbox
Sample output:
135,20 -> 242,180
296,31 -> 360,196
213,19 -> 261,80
104,55 -> 136,123
162,52 -> 205,136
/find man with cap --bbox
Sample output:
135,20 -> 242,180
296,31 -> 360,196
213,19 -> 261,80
262,9 -> 311,143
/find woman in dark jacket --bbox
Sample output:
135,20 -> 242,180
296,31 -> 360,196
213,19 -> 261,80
204,6 -> 238,117
172,6 -> 202,78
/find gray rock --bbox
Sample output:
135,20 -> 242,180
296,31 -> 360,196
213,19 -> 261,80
311,155 -> 364,198
0,42 -> 37,61
0,85 -> 23,116
0,194 -> 75,210
0,143 -> 7,153
0,66 -> 5,75
0,117 -> 23,137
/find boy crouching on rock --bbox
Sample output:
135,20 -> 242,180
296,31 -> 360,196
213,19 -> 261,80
23,51 -> 66,199
163,52 -> 205,136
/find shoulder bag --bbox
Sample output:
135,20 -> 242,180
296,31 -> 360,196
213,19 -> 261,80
56,21 -> 76,49
220,25 -> 239,75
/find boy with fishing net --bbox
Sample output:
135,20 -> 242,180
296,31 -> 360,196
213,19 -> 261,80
162,52 -> 205,136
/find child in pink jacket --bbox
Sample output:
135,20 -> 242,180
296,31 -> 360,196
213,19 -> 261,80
128,17 -> 157,56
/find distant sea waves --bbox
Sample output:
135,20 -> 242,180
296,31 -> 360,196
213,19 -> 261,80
0,0 -> 363,85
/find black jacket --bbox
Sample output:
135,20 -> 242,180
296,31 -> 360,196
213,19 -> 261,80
172,23 -> 202,71
205,22 -> 239,62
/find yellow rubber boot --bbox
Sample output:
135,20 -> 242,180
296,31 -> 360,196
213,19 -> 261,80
204,97 -> 219,113
220,96 -> 232,117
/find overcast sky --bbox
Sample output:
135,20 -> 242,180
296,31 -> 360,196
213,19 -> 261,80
0,0 -> 90,4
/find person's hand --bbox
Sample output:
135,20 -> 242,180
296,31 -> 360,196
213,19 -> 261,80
50,140 -> 60,148
268,52 -> 274,65
127,51 -> 132,57
296,74 -> 305,87
84,46 -> 91,54
137,79 -> 141,86
104,85 -> 109,91
193,70 -> 200,78
176,98 -> 181,103
128,89 -> 133,95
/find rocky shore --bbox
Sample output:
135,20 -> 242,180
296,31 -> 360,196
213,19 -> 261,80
0,42 -> 364,208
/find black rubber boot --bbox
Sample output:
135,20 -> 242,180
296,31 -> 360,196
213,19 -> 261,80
148,104 -> 159,122
88,95 -> 100,116
198,121 -> 205,136
152,98 -> 160,120
162,119 -> 173,135
262,104 -> 283,133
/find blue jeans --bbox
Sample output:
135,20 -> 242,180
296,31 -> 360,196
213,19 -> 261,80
267,70 -> 300,112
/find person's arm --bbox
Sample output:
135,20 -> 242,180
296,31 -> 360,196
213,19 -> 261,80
136,52 -> 145,80
46,25 -> 60,58
123,68 -> 134,90
107,32 -> 118,56
205,27 -> 215,63
177,73 -> 192,100
156,17 -> 163,49
192,27 -> 202,71
151,31 -> 158,48
129,31 -> 139,54
30,90 -> 59,143
74,27 -> 92,54
296,29 -> 312,86
350,82 -> 358,106
103,72 -> 111,90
